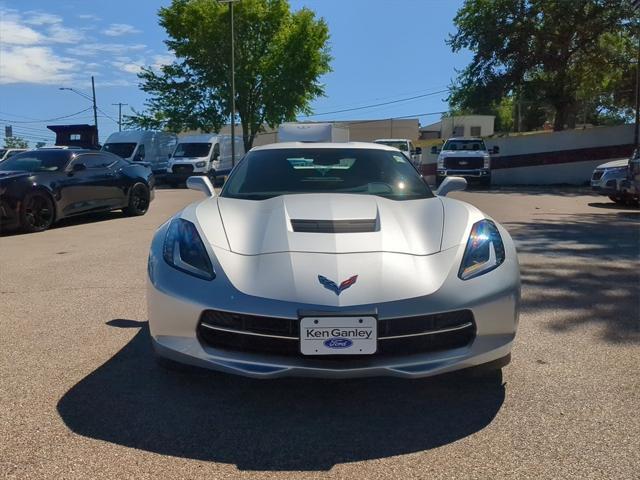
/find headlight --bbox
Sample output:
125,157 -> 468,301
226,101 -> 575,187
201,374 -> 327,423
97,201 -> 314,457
459,219 -> 505,280
195,161 -> 206,168
437,156 -> 445,169
163,218 -> 215,280
483,154 -> 490,169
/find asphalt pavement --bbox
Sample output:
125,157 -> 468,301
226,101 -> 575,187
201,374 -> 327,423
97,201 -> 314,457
0,187 -> 638,479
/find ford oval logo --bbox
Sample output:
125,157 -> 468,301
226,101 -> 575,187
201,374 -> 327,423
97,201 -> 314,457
324,338 -> 353,349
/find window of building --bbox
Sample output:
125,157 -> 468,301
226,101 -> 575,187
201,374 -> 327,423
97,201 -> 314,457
470,126 -> 482,136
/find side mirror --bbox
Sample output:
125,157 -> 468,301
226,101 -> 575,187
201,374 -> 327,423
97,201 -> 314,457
492,146 -> 500,154
436,176 -> 467,197
72,163 -> 86,172
430,146 -> 438,154
415,147 -> 422,155
186,175 -> 215,197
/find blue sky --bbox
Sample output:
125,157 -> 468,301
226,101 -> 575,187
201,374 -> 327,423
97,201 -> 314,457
0,0 -> 470,146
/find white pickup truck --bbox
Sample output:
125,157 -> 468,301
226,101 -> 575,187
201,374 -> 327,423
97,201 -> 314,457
374,139 -> 422,164
432,137 -> 498,187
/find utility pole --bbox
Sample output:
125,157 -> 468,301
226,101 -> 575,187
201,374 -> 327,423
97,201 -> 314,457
219,0 -> 239,167
635,32 -> 639,148
112,103 -> 128,132
230,0 -> 236,167
91,76 -> 98,142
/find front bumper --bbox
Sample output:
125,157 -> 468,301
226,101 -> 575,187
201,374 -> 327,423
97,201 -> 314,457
437,169 -> 491,180
147,223 -> 520,379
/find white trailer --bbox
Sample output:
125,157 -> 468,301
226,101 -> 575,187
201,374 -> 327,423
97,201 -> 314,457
277,123 -> 350,143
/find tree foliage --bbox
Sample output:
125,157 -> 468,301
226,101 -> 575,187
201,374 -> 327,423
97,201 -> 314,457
3,136 -> 28,149
125,0 -> 331,149
448,0 -> 637,131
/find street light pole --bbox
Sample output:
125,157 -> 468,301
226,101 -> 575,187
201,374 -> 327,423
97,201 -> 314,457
230,0 -> 236,167
112,103 -> 128,132
91,76 -> 98,140
59,77 -> 100,143
220,0 -> 238,167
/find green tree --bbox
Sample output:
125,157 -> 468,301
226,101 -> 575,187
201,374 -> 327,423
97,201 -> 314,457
3,136 -> 28,149
448,0 -> 637,131
126,0 -> 331,149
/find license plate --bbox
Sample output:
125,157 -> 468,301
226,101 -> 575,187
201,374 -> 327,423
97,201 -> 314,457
299,316 -> 377,355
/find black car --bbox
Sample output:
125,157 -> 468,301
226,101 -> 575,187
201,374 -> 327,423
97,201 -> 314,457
0,149 -> 154,232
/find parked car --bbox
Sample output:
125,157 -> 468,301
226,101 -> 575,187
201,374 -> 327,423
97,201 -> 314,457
432,137 -> 497,187
374,138 -> 422,164
619,148 -> 640,206
147,142 -> 520,378
165,134 -> 244,187
590,158 -> 629,203
0,149 -> 154,232
0,148 -> 28,161
102,131 -> 176,175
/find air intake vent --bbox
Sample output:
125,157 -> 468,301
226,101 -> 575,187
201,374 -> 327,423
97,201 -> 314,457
290,219 -> 377,233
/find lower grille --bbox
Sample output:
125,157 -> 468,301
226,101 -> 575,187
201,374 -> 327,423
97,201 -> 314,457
197,309 -> 476,358
172,164 -> 194,174
444,157 -> 483,169
592,170 -> 604,181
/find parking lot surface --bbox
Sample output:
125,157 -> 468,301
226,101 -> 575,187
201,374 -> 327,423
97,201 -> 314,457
1,187 -> 638,479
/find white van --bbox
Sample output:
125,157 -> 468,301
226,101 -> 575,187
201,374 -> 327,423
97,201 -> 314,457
102,131 -> 177,174
165,134 -> 244,186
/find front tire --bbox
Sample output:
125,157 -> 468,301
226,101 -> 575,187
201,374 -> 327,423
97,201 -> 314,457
609,195 -> 625,204
123,183 -> 150,216
20,191 -> 55,233
207,169 -> 217,186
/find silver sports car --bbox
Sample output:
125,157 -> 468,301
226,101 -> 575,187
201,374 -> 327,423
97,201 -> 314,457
147,142 -> 520,378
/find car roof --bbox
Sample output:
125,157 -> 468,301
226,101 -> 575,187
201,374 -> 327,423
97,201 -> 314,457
251,142 -> 398,152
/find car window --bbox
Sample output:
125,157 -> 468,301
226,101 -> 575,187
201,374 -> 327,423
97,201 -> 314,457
133,144 -> 145,160
76,154 -> 113,169
103,143 -> 137,158
221,148 -> 433,201
443,139 -> 487,151
173,143 -> 212,158
0,150 -> 71,172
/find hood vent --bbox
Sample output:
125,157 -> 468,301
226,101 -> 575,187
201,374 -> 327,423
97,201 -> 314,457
291,218 -> 377,233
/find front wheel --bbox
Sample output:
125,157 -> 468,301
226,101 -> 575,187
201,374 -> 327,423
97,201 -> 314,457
20,191 -> 55,233
207,169 -> 217,186
608,195 -> 625,204
123,183 -> 150,216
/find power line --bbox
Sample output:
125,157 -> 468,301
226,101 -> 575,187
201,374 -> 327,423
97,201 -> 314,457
302,89 -> 449,118
0,108 -> 93,124
308,86 -> 450,114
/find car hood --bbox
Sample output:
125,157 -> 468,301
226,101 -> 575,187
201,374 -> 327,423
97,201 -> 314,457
595,159 -> 628,170
214,194 -> 445,256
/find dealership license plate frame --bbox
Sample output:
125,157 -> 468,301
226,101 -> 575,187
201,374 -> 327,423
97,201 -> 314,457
299,316 -> 377,355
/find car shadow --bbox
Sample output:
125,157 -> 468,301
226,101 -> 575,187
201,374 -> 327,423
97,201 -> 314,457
0,210 -> 126,236
57,320 -> 505,471
587,202 -> 639,211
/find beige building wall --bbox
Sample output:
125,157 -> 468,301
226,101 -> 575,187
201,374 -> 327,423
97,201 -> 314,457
182,118 -> 420,148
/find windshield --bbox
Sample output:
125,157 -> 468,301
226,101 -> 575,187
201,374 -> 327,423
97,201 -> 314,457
221,148 -> 433,201
375,140 -> 409,151
0,150 -> 70,172
443,139 -> 486,151
173,143 -> 212,158
103,143 -> 137,158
